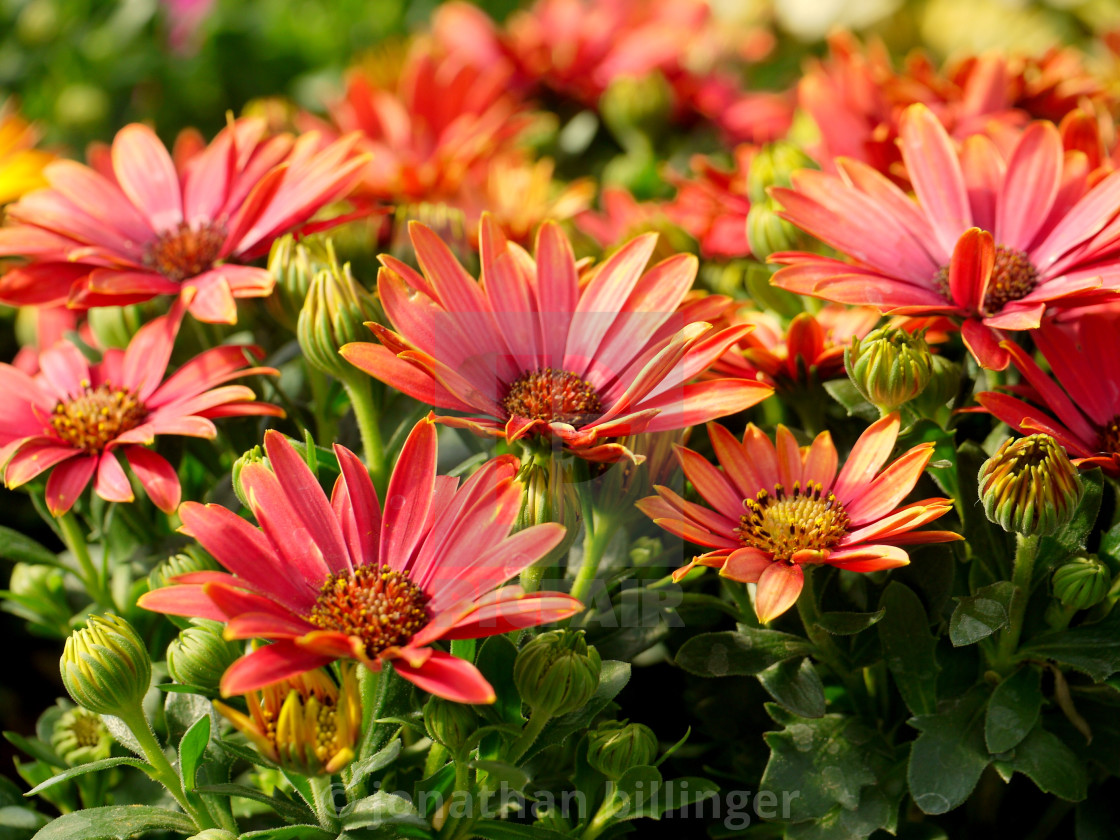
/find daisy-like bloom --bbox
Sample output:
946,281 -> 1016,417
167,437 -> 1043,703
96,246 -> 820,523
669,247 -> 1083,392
976,314 -> 1120,477
0,295 -> 281,515
214,664 -> 362,776
664,146 -> 754,260
710,305 -> 881,388
139,421 -> 582,702
340,217 -> 773,463
0,118 -> 367,323
637,413 -> 960,623
771,103 -> 1120,370
0,99 -> 52,205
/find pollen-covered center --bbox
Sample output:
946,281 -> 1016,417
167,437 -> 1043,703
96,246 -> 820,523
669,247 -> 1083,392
932,244 -> 1039,316
501,368 -> 603,427
737,482 -> 851,563
307,565 -> 430,658
67,709 -> 106,747
50,381 -> 148,453
144,221 -> 227,282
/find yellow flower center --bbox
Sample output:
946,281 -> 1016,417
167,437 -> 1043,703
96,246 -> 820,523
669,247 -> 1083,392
933,244 -> 1039,315
737,482 -> 850,562
307,565 -> 430,658
501,368 -> 603,427
66,708 -> 107,747
144,220 -> 227,282
51,381 -> 148,453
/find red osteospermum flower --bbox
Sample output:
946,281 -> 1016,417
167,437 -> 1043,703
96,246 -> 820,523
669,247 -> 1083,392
0,297 -> 281,515
340,217 -> 773,463
664,146 -> 755,260
977,314 -> 1120,477
711,305 -> 881,387
139,421 -> 582,702
0,118 -> 367,323
638,414 -> 960,623
771,103 -> 1120,370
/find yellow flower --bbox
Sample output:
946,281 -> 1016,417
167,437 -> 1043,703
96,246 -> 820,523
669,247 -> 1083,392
0,100 -> 51,205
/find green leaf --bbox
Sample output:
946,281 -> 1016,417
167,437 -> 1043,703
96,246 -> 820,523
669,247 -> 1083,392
194,784 -> 312,824
1021,609 -> 1120,681
950,581 -> 1014,647
240,826 -> 336,840
955,442 -> 1013,573
675,629 -> 811,677
3,733 -> 62,769
814,609 -> 885,636
786,777 -> 904,840
23,758 -> 153,797
474,635 -> 524,726
470,760 -> 531,792
177,713 -> 209,792
530,660 -> 631,758
607,765 -> 664,821
344,739 -> 401,793
468,820 -> 573,840
657,777 -> 720,816
342,791 -> 426,831
907,687 -> 989,815
985,666 -> 1042,754
760,712 -> 880,822
878,582 -> 939,715
993,723 -> 1087,802
0,527 -> 59,567
217,737 -> 279,770
30,805 -> 196,839
757,658 -> 826,718
1037,468 -> 1103,568
0,804 -> 49,833
822,379 -> 878,420
414,763 -> 455,820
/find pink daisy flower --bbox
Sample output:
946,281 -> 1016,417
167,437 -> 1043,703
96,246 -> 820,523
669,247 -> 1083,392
0,118 -> 367,323
0,296 -> 281,515
771,103 -> 1120,369
664,146 -> 755,260
638,414 -> 960,623
340,217 -> 773,463
977,314 -> 1120,477
139,421 -> 582,702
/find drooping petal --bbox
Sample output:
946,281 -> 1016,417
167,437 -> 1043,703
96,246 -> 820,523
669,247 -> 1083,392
754,562 -> 805,624
124,446 -> 181,513
389,650 -> 497,704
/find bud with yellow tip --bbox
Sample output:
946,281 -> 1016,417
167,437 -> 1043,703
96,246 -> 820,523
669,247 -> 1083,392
978,435 -> 1083,537
61,615 -> 151,717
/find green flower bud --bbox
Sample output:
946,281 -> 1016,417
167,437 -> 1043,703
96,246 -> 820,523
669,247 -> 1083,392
978,435 -> 1083,537
586,720 -> 658,779
909,353 -> 962,418
267,234 -> 333,330
9,562 -> 70,628
514,630 -> 601,717
231,445 -> 267,509
423,695 -> 479,753
517,457 -> 581,592
148,552 -> 220,592
845,326 -> 934,413
629,536 -> 662,567
167,620 -> 242,694
746,196 -> 805,260
600,71 -> 673,146
747,141 -> 816,203
1052,555 -> 1111,610
297,261 -> 380,381
51,706 -> 112,766
61,615 -> 151,717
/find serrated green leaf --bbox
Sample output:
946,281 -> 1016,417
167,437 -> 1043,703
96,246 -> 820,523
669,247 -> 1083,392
1021,610 -> 1120,681
23,757 -> 153,797
194,784 -> 312,824
950,581 -> 1014,647
30,805 -> 195,839
757,658 -> 826,718
985,666 -> 1042,754
907,688 -> 989,815
993,723 -> 1087,802
177,713 -> 209,792
878,582 -> 939,715
814,609 -> 885,636
675,629 -> 811,677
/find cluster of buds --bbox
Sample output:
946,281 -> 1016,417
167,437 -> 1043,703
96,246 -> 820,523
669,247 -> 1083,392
978,434 -> 1083,537
845,326 -> 934,414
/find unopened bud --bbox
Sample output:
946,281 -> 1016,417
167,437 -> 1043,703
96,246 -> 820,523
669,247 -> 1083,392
167,620 -> 242,695
149,552 -> 220,592
747,141 -> 815,203
61,615 -> 152,717
231,445 -> 267,509
513,630 -> 601,717
978,435 -> 1083,537
423,695 -> 479,753
910,353 -> 961,418
51,707 -> 112,766
1053,555 -> 1111,610
297,261 -> 379,380
746,197 -> 805,260
845,326 -> 934,413
267,234 -> 333,330
586,720 -> 658,779
600,72 -> 673,146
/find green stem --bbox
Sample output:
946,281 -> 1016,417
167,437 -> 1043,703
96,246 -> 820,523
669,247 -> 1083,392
797,570 -> 872,716
439,759 -> 475,840
308,775 -> 341,833
569,514 -> 620,606
506,708 -> 552,765
343,375 -> 386,489
357,665 -> 410,764
996,533 -> 1041,669
118,709 -> 215,830
57,512 -> 113,609
306,366 -> 339,445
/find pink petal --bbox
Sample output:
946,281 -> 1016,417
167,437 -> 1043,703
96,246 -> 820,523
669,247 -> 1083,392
331,443 -> 381,572
438,588 -> 583,639
390,649 -> 497,703
111,124 -> 184,232
754,562 -> 804,624
832,413 -> 899,501
996,121 -> 1062,252
948,228 -> 994,314
899,104 -> 971,255
45,454 -> 97,515
220,643 -> 338,696
961,319 -> 1010,370
380,417 -> 438,572
137,584 -> 229,621
719,547 -> 772,583
827,544 -> 910,572
94,452 -> 133,504
124,446 -> 181,513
